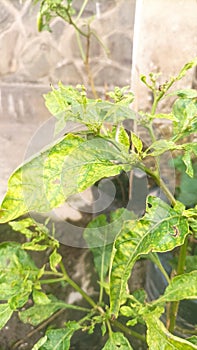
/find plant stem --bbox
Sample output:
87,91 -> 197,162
106,319 -> 113,338
76,0 -> 89,22
112,319 -> 146,342
64,9 -> 88,37
151,95 -> 159,116
168,237 -> 188,333
147,124 -> 157,143
149,253 -> 171,285
76,30 -> 86,62
39,277 -> 66,284
57,262 -> 148,343
139,164 -> 176,206
84,24 -> 98,98
59,261 -> 96,308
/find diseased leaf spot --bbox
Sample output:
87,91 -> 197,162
171,225 -> 180,237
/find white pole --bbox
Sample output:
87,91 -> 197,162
131,0 -> 144,113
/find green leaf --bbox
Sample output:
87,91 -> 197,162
0,134 -> 84,222
19,295 -> 87,326
115,125 -> 130,151
146,140 -> 178,156
9,218 -> 36,238
183,143 -> 197,157
49,249 -> 62,272
169,89 -> 197,99
102,332 -> 133,350
33,290 -> 51,305
0,304 -> 13,330
176,57 -> 197,81
32,336 -> 48,350
35,322 -> 80,350
172,98 -> 197,138
154,113 -> 178,121
187,337 -> 197,346
158,271 -> 197,303
144,312 -> 197,349
182,151 -> 194,177
0,242 -> 38,301
0,135 -> 132,223
120,290 -> 147,326
131,133 -> 143,153
109,196 -> 189,317
84,209 -> 134,280
60,137 -> 132,202
9,282 -> 33,309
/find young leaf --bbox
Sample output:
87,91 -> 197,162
131,133 -> 143,153
115,125 -> 130,151
144,312 -> 197,349
176,57 -> 197,81
44,84 -> 135,134
109,196 -> 189,317
0,242 -> 38,301
49,249 -> 62,272
34,322 -> 80,350
32,290 -> 51,305
182,151 -> 194,177
9,218 -> 36,238
157,271 -> 197,303
0,135 -> 132,223
102,332 -> 133,350
0,304 -> 13,330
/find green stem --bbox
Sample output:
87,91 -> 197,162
106,319 -> 113,338
76,0 -> 89,22
168,237 -> 188,333
112,319 -> 146,342
42,270 -> 63,276
39,277 -> 67,284
149,253 -> 171,285
59,261 -> 96,308
62,9 -> 88,37
151,94 -> 159,115
147,124 -> 157,143
99,268 -> 104,305
91,30 -> 110,56
76,30 -> 86,62
139,164 -> 176,206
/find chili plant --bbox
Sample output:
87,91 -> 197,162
0,58 -> 197,349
